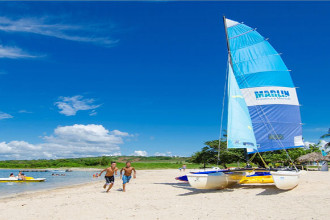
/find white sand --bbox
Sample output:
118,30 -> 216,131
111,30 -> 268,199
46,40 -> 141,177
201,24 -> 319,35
0,169 -> 329,220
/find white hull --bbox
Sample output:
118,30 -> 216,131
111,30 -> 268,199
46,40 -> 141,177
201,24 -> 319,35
271,171 -> 301,190
0,178 -> 46,182
187,172 -> 243,189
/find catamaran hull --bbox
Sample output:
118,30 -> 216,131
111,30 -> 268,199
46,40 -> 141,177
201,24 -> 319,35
187,172 -> 243,189
270,171 -> 301,190
239,172 -> 274,184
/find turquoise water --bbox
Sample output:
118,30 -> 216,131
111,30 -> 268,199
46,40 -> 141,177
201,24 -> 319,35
0,169 -> 102,198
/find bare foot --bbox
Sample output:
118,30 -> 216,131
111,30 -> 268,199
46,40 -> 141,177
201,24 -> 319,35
123,190 -> 125,192
103,184 -> 106,189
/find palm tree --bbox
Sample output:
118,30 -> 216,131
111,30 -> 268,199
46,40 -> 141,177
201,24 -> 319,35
320,128 -> 330,139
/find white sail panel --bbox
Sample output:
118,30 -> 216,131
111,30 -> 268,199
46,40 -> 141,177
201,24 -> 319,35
241,87 -> 299,106
225,18 -> 239,28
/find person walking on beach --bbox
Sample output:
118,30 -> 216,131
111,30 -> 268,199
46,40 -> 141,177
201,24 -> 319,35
182,164 -> 187,172
120,161 -> 136,192
99,162 -> 118,193
179,164 -> 187,172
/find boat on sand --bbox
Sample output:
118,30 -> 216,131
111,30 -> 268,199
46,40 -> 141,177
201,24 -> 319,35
187,170 -> 244,189
187,17 -> 304,190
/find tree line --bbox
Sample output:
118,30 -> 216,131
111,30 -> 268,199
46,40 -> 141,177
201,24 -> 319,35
189,139 -> 321,168
0,156 -> 190,169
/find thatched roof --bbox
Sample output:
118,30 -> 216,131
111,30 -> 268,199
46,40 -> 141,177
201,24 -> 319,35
297,152 -> 324,162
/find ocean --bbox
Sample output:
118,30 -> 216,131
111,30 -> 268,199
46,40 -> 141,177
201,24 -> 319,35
0,169 -> 105,198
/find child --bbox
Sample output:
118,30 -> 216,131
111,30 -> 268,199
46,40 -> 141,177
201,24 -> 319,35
99,162 -> 118,193
120,161 -> 136,192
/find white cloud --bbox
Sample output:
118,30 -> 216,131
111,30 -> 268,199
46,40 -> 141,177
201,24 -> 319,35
0,16 -> 118,47
304,141 -> 315,148
0,141 -> 41,156
18,110 -> 32,114
0,45 -> 37,59
304,140 -> 330,152
0,124 -> 130,160
105,152 -> 122,156
0,142 -> 12,153
154,152 -> 172,156
0,112 -> 13,120
304,127 -> 329,132
133,150 -> 148,157
55,95 -> 101,116
318,140 -> 329,150
89,110 -> 97,116
45,124 -> 123,144
111,130 -> 130,137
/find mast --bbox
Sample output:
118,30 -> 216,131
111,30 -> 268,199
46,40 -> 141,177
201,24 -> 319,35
223,16 -> 234,68
223,16 -> 250,164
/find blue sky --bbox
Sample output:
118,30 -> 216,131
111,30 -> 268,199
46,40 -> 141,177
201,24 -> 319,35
0,2 -> 329,159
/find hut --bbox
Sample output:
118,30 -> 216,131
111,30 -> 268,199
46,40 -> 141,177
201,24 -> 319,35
297,152 -> 325,171
297,152 -> 323,163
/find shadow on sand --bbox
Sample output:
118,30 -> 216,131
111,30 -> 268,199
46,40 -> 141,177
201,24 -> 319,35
155,182 -> 288,196
154,182 -> 234,196
231,184 -> 288,196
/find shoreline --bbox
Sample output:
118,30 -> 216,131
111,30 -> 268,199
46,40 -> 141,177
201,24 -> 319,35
0,169 -> 177,200
0,180 -> 103,200
0,167 -> 102,171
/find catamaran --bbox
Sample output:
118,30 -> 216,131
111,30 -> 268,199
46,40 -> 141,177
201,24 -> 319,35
187,17 -> 303,190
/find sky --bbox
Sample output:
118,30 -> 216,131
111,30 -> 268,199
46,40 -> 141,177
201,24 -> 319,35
0,1 -> 329,160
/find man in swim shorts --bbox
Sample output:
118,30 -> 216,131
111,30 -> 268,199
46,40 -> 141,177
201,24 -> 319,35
120,161 -> 136,192
99,162 -> 118,193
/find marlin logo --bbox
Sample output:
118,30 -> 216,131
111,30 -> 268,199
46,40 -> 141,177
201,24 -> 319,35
254,90 -> 290,99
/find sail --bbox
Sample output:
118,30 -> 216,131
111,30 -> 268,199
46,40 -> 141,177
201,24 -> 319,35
225,18 -> 303,153
227,63 -> 257,150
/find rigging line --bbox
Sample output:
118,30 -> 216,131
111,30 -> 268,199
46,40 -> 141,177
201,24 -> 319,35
217,56 -> 229,165
234,62 -> 294,158
256,150 -> 269,168
228,28 -> 257,40
248,153 -> 257,163
232,61 -> 298,171
231,61 -> 280,142
231,39 -> 268,52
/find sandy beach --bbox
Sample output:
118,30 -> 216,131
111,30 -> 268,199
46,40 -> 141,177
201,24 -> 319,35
0,169 -> 329,220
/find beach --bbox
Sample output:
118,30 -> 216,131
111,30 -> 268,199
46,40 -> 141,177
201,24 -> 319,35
0,169 -> 329,220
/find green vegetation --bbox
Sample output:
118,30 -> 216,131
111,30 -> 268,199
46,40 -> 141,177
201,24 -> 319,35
190,139 -> 322,168
0,156 -> 200,169
1,138 -> 326,170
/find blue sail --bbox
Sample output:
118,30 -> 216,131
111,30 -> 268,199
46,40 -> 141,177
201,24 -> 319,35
225,18 -> 303,153
227,64 -> 257,151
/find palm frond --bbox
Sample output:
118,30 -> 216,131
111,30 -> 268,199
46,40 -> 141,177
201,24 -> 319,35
320,134 -> 330,139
